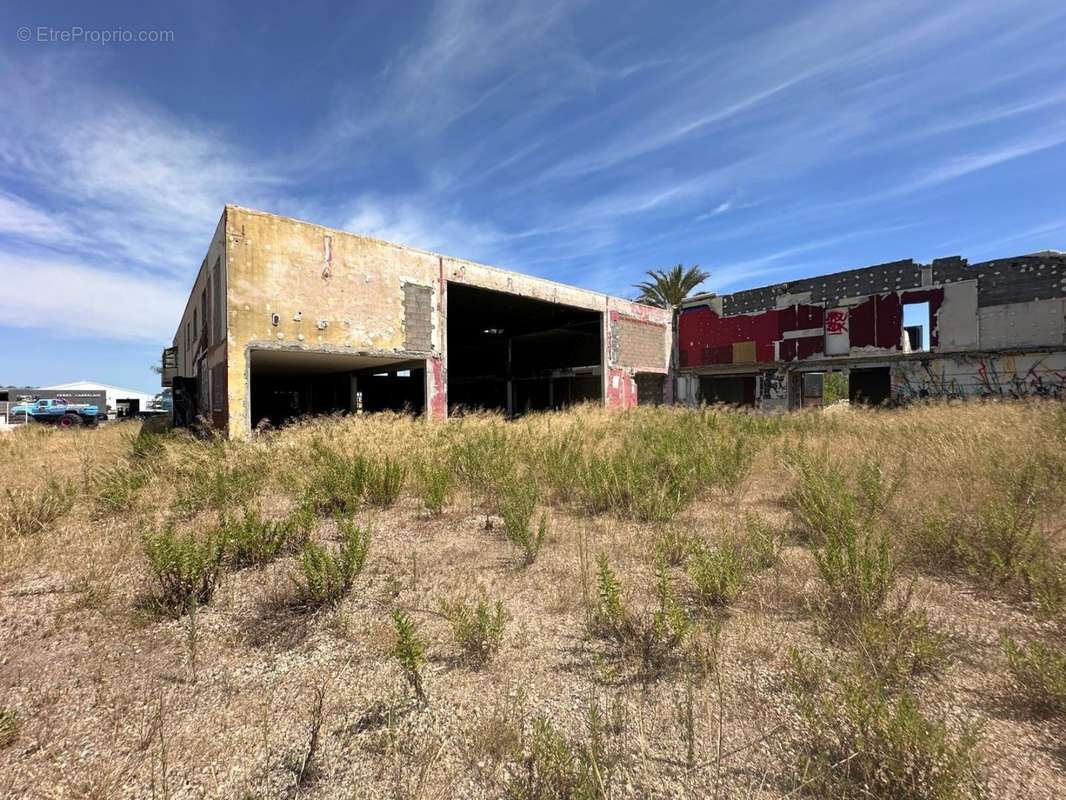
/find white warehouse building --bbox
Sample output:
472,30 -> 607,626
44,381 -> 157,418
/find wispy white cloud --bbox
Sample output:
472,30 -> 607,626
341,195 -> 509,260
710,224 -> 921,291
0,190 -> 79,246
695,201 -> 733,222
0,56 -> 281,276
895,128 -> 1066,195
0,251 -> 185,342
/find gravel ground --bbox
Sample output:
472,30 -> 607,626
1,408 -> 1064,799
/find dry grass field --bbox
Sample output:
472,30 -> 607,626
1,402 -> 1065,799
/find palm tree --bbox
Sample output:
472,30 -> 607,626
633,264 -> 709,308
633,264 -> 710,404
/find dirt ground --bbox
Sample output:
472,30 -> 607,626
1,403 -> 1064,799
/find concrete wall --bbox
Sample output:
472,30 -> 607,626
170,206 -> 670,436
172,213 -> 227,426
892,352 -> 1066,400
223,206 -> 441,434
679,250 -> 1066,409
978,298 -> 1065,350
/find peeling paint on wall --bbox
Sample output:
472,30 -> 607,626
171,206 -> 670,436
679,250 -> 1066,411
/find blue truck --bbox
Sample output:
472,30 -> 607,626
9,397 -> 103,428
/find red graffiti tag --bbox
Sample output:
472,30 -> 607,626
825,309 -> 848,335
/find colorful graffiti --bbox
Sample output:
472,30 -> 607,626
893,354 -> 1066,401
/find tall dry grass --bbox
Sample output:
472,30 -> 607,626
2,400 -> 1065,798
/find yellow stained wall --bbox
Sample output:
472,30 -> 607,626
224,206 -> 441,434
172,205 -> 673,437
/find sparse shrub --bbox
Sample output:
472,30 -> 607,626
502,481 -> 546,565
538,426 -> 583,504
143,526 -> 227,613
366,455 -> 406,507
854,604 -> 949,688
1001,635 -> 1066,715
303,445 -> 369,514
655,525 -> 698,566
813,522 -> 893,624
744,513 -> 782,570
590,555 -> 689,676
576,433 -> 698,523
452,424 -> 513,511
854,456 -> 904,522
632,559 -> 691,675
689,540 -> 748,607
0,708 -> 17,749
127,429 -> 170,462
591,554 -> 626,637
1,480 -> 74,537
786,447 -> 856,544
291,520 -> 370,607
1031,557 -> 1066,623
787,648 -> 984,799
226,506 -> 313,569
963,471 -> 1045,588
391,609 -> 427,704
439,594 -> 506,665
697,434 -> 754,492
504,708 -> 618,800
414,454 -> 454,515
788,451 -> 902,537
906,460 -> 1060,603
904,506 -> 966,575
173,446 -> 264,513
92,462 -> 151,515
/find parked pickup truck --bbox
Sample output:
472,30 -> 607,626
9,398 -> 103,428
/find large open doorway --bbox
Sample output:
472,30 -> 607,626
249,349 -> 424,428
849,366 -> 891,405
699,374 -> 756,406
446,282 -> 602,415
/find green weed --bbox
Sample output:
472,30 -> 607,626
391,609 -> 427,704
787,648 -> 984,799
291,520 -> 370,607
689,540 -> 748,607
439,594 -> 506,665
143,526 -> 227,614
366,455 -> 406,508
1001,635 -> 1066,715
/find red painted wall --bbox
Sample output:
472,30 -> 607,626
678,287 -> 944,367
678,304 -> 824,366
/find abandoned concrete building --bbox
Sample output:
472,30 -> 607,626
677,251 -> 1066,408
161,206 -> 672,437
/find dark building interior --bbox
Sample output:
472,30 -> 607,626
249,350 -> 423,428
699,375 -> 756,406
446,282 -> 603,415
848,366 -> 892,405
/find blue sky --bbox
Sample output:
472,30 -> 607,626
2,1 -> 1066,393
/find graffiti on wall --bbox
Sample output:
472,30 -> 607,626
760,369 -> 788,400
894,354 -> 1066,401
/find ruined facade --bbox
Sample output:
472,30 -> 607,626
162,206 -> 671,437
677,252 -> 1066,409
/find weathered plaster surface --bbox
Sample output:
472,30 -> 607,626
937,280 -> 979,350
978,298 -> 1065,350
171,206 -> 670,436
